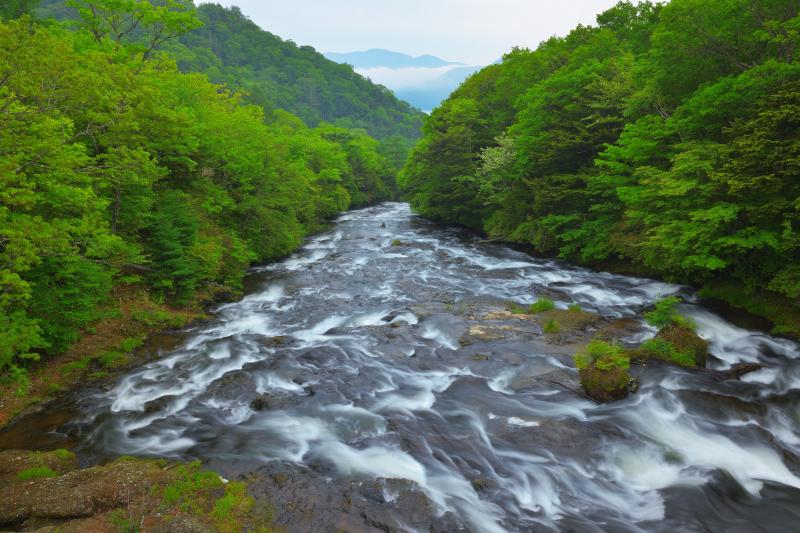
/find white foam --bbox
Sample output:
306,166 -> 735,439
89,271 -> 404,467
508,417 -> 540,428
625,394 -> 800,495
420,321 -> 461,350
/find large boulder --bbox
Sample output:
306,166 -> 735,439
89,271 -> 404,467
574,341 -> 632,403
578,366 -> 631,403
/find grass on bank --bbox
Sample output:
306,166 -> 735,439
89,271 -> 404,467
0,285 -> 205,429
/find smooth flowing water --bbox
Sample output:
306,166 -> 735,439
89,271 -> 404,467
38,204 -> 800,531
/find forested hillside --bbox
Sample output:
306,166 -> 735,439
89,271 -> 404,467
35,1 -> 425,142
400,0 -> 800,333
0,1 -> 407,386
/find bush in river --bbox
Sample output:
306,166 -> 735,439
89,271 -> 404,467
642,297 -> 708,367
653,325 -> 709,367
638,337 -> 696,367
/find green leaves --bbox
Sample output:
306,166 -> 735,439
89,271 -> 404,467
67,0 -> 202,60
0,11 -> 403,384
574,341 -> 630,371
403,0 -> 800,313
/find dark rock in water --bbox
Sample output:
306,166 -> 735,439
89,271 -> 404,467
244,462 -> 466,533
257,335 -> 290,349
471,477 -> 493,492
144,395 -> 179,414
250,393 -> 304,412
250,395 -> 272,411
201,371 -> 258,402
380,223 -> 387,228
679,389 -> 768,419
656,325 -> 709,367
716,363 -> 766,381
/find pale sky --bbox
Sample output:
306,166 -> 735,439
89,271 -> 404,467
210,0 -> 627,65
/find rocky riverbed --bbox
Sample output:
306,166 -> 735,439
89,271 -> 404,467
2,203 -> 800,532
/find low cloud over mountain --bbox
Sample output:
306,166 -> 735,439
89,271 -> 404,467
325,49 -> 483,111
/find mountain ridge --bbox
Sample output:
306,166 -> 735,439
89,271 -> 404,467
324,48 -> 463,69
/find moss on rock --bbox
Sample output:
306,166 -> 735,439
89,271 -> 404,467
0,453 -> 273,532
574,341 -> 632,403
654,325 -> 709,367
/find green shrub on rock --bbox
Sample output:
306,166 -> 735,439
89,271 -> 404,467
641,297 -> 708,367
529,298 -> 556,314
639,337 -> 696,367
654,325 -> 709,367
574,341 -> 631,403
544,319 -> 561,334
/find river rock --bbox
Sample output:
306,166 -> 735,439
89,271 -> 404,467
716,363 -> 766,381
656,325 -> 709,367
256,335 -> 291,349
579,365 -> 631,403
0,450 -> 77,486
0,457 -> 169,526
250,393 -> 304,412
243,462 -> 465,532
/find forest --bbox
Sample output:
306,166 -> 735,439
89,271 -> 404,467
34,0 -> 425,142
400,0 -> 800,334
0,1 -> 413,387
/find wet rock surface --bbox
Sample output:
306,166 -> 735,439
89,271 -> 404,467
0,453 -> 172,529
3,203 -> 800,532
244,462 -> 464,533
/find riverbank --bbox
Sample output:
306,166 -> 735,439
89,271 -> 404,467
0,285 -> 208,430
0,450 -> 273,532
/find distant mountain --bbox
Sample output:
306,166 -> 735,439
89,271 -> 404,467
325,49 -> 482,111
394,65 -> 484,111
324,49 -> 461,69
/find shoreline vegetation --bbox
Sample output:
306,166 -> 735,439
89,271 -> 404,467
398,0 -> 800,338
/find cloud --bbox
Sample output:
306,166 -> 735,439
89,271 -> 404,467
355,65 -> 468,90
211,0 -> 627,65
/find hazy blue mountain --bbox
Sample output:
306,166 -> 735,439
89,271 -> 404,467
395,65 -> 483,111
325,49 -> 483,111
324,49 -> 461,69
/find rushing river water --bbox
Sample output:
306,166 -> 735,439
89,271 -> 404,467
20,203 -> 800,531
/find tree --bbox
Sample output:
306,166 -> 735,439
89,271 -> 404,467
67,0 -> 202,59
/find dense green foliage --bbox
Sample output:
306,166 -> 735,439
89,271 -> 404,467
401,0 -> 800,317
0,3 -> 404,384
644,296 -> 693,329
575,340 -> 630,371
36,0 -> 425,141
639,337 -> 696,367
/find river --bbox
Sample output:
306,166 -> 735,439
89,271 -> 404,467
9,203 -> 800,532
